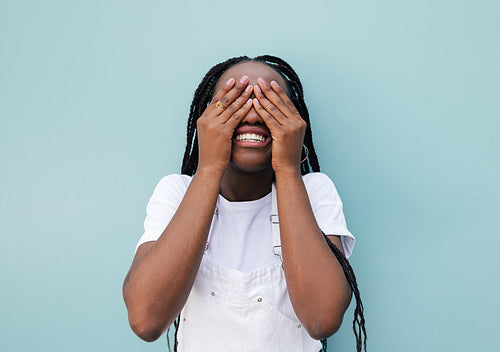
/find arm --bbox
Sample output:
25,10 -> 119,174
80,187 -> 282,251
275,169 -> 352,339
122,76 -> 254,342
253,79 -> 352,340
123,168 -> 222,341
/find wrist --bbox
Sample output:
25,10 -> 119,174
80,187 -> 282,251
194,165 -> 225,180
273,165 -> 302,180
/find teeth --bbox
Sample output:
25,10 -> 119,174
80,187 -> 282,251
235,133 -> 266,142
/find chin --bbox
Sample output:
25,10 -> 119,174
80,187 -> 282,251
228,157 -> 272,174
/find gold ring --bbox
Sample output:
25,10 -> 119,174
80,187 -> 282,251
215,101 -> 225,110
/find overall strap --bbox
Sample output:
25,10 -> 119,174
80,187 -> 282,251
270,183 -> 282,263
204,199 -> 219,252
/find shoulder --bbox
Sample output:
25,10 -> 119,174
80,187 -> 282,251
302,172 -> 341,200
151,174 -> 193,199
156,174 -> 192,188
302,172 -> 334,185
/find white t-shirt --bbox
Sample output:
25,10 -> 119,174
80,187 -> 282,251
136,172 -> 355,272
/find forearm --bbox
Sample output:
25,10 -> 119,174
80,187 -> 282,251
123,77 -> 253,341
274,168 -> 352,339
123,168 -> 223,340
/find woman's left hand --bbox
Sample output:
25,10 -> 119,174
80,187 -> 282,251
252,78 -> 306,174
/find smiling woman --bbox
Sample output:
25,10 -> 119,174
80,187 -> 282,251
122,55 -> 366,352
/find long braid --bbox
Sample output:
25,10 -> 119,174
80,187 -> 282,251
174,56 -> 366,352
323,233 -> 367,352
165,315 -> 179,352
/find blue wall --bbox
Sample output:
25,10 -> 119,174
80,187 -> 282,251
1,1 -> 499,351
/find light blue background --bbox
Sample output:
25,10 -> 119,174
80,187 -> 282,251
1,0 -> 499,351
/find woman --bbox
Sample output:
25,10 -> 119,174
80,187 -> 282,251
123,55 -> 366,352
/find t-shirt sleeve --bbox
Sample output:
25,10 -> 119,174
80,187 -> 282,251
135,174 -> 191,252
303,173 -> 356,258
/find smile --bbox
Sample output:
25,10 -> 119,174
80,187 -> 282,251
234,133 -> 267,143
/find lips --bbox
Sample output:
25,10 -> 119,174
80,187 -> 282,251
233,126 -> 271,146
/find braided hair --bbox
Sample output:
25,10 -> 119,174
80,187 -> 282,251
171,55 -> 366,352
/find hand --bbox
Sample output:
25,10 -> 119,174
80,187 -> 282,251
252,78 -> 306,173
196,76 -> 254,174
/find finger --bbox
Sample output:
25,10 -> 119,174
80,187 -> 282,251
211,76 -> 250,115
256,78 -> 292,118
252,98 -> 281,131
208,78 -> 235,114
253,84 -> 287,124
270,80 -> 301,119
219,83 -> 254,123
224,98 -> 253,129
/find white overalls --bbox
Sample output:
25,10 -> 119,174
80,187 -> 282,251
176,185 -> 322,352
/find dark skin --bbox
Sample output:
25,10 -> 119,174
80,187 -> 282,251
123,62 -> 352,342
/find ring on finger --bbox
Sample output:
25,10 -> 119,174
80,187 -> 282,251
234,101 -> 241,108
215,101 -> 225,110
265,103 -> 273,110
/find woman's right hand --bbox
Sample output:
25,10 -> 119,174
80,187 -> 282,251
196,76 -> 254,174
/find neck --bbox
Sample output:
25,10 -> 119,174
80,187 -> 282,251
220,164 -> 274,201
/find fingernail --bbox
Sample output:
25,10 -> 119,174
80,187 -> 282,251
253,98 -> 259,105
258,78 -> 266,85
271,80 -> 279,88
240,76 -> 249,84
246,98 -> 252,105
254,85 -> 261,93
245,84 -> 253,92
226,78 -> 234,86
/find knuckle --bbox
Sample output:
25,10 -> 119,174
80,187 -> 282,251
236,81 -> 247,90
275,102 -> 284,110
202,121 -> 212,131
197,118 -> 206,127
225,105 -> 237,114
220,97 -> 229,105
